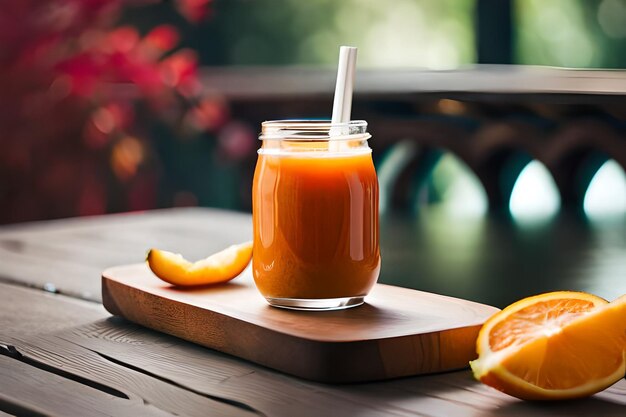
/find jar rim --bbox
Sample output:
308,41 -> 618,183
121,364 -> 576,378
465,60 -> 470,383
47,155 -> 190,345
260,119 -> 369,141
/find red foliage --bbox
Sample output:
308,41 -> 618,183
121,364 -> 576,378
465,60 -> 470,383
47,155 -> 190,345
0,0 -> 222,224
175,0 -> 212,23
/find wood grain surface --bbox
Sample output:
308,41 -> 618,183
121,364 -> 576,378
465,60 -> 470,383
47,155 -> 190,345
2,208 -> 625,416
1,207 -> 624,309
0,355 -> 176,417
2,284 -> 624,417
102,263 -> 499,383
0,285 -> 255,417
0,208 -> 252,302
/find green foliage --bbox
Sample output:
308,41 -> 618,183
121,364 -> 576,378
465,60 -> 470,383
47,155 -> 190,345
515,0 -> 626,68
211,0 -> 475,68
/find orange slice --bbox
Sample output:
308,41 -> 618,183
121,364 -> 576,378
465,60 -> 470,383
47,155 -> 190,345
470,291 -> 626,400
146,241 -> 252,286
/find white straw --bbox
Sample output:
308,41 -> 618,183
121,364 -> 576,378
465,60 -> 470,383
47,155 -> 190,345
331,46 -> 358,125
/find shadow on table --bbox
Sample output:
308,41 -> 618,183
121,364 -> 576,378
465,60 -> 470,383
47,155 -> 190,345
21,315 -> 622,417
484,396 -> 626,417
333,370 -> 625,417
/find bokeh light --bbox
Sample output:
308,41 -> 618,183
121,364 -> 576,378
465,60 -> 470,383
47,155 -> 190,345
516,0 -> 595,67
212,0 -> 625,69
111,136 -> 144,181
428,153 -> 488,218
516,0 -> 626,68
597,0 -> 626,39
377,140 -> 419,214
220,0 -> 475,69
584,160 -> 626,219
509,161 -> 561,222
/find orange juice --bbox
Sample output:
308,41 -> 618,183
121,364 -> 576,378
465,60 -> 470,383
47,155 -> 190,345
252,120 -> 380,310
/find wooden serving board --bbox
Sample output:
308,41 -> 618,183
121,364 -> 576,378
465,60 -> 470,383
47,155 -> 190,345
102,264 -> 499,383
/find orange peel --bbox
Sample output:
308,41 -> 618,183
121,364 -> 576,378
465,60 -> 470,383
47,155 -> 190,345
147,241 -> 252,286
471,291 -> 626,400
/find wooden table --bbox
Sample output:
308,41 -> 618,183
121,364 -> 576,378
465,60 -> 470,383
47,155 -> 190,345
1,208 -> 624,416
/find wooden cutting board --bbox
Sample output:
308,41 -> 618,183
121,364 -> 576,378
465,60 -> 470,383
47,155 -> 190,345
102,264 -> 499,383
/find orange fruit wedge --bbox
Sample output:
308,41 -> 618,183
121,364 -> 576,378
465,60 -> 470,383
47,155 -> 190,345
146,241 -> 253,286
470,291 -> 626,400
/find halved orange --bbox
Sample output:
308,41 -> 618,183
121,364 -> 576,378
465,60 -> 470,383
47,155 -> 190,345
470,291 -> 626,400
146,241 -> 252,286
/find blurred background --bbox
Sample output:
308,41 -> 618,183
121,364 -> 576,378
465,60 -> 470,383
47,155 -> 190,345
2,0 -> 625,223
137,0 -> 626,69
0,0 -> 624,305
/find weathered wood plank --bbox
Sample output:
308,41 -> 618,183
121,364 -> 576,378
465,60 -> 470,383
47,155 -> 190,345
0,208 -> 248,236
2,207 -> 625,309
49,322 -> 412,417
0,355 -> 173,417
1,209 -> 625,416
0,208 -> 252,301
47,318 -> 626,417
2,283 -> 625,417
0,282 -> 107,342
9,336 -> 259,417
0,284 -> 261,417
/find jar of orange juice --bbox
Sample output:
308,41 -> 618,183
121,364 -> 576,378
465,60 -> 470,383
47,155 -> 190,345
252,120 -> 381,311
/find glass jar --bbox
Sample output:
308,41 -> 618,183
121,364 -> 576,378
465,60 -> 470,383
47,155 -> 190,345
252,120 -> 381,311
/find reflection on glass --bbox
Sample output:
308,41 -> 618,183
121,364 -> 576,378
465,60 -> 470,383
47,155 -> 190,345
425,153 -> 488,218
583,160 -> 626,219
509,161 -> 560,222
